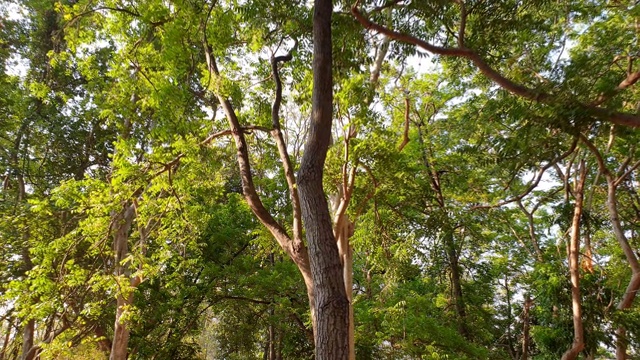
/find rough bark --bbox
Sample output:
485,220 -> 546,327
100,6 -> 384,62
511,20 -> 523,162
297,0 -> 349,358
561,159 -> 586,360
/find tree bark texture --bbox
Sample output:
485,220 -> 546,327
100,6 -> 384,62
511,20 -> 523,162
561,160 -> 586,360
297,0 -> 350,358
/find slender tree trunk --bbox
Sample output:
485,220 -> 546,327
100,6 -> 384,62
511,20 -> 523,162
444,230 -> 468,338
335,213 -> 355,360
331,174 -> 357,360
0,318 -> 12,360
20,320 -> 35,360
561,160 -> 586,360
110,205 -> 135,360
110,292 -> 134,360
297,0 -> 349,358
12,125 -> 36,360
607,176 -> 640,360
504,276 -> 516,359
521,295 -> 532,360
581,135 -> 640,359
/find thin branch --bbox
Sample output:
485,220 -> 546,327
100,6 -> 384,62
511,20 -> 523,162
591,70 -> 640,106
471,137 -> 578,209
201,25 -> 308,269
454,0 -> 467,48
398,97 -> 410,151
615,159 -> 640,188
270,41 -> 303,246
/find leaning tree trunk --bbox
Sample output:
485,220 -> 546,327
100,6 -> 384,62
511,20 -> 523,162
561,160 -> 586,360
297,0 -> 349,358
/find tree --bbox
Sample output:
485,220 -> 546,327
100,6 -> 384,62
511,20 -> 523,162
4,0 -> 640,358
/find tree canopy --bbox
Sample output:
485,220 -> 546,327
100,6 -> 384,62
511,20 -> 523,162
1,0 -> 639,359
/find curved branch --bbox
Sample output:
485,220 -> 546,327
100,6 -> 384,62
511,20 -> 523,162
351,4 -> 640,127
271,43 -> 303,246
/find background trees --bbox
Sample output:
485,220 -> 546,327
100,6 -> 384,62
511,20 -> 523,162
1,0 -> 639,359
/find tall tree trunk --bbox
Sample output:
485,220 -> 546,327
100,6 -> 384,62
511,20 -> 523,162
561,160 -> 586,360
297,0 -> 349,358
334,212 -> 355,360
330,154 -> 357,360
504,276 -> 516,359
12,123 -> 36,360
110,292 -> 133,360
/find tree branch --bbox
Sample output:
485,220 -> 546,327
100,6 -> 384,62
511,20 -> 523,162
201,26 -> 309,270
351,3 -> 640,128
270,43 -> 304,247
